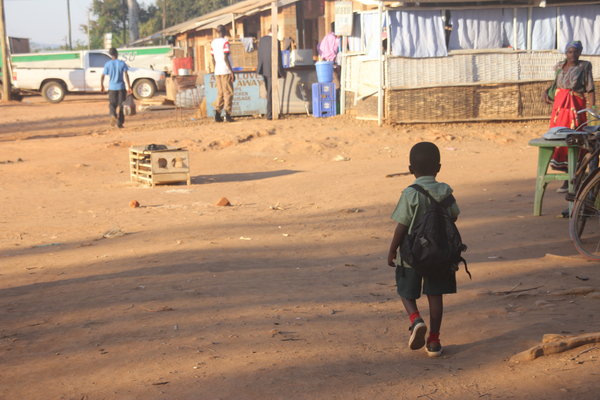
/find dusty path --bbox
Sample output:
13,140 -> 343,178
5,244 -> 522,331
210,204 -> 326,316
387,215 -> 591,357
1,94 -> 599,400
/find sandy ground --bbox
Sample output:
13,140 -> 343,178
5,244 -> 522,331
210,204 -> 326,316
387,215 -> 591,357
1,94 -> 599,400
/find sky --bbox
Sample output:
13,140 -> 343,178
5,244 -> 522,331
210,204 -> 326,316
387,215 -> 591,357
5,0 -> 153,47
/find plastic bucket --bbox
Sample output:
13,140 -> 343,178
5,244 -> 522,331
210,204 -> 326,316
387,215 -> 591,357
315,61 -> 333,83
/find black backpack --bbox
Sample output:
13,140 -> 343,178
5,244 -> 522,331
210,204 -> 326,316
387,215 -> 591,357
399,184 -> 470,279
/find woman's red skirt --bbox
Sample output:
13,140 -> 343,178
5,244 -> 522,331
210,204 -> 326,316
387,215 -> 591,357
550,88 -> 587,171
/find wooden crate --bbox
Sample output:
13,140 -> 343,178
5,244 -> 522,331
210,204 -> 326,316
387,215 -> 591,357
129,146 -> 191,186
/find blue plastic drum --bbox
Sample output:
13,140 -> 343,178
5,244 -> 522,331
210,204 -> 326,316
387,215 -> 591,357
315,61 -> 334,83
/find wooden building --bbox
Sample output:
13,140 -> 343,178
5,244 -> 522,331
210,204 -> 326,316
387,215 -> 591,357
134,0 -> 600,123
340,0 -> 600,124
132,0 -> 368,75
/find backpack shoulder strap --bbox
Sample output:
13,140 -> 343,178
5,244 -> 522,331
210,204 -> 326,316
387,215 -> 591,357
440,194 -> 456,209
410,184 -> 456,209
409,184 -> 439,205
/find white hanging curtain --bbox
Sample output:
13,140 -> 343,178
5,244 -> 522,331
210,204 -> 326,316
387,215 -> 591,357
347,13 -> 362,52
501,8 -> 527,50
448,9 -> 504,50
531,7 -> 557,50
388,10 -> 447,58
558,5 -> 600,55
361,11 -> 385,60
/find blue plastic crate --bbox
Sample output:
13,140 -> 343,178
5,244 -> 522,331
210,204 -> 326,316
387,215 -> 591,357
311,82 -> 336,102
312,98 -> 336,118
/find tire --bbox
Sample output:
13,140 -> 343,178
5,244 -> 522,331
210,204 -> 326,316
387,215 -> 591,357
132,79 -> 156,100
569,172 -> 600,260
41,81 -> 66,103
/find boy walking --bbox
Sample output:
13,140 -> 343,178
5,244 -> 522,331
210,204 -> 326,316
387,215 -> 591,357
387,142 -> 460,357
100,47 -> 131,128
210,24 -> 236,122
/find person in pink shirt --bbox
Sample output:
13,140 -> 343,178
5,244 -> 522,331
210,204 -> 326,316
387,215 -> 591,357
318,23 -> 340,63
317,23 -> 341,88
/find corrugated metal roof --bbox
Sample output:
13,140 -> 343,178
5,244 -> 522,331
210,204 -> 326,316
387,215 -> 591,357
131,0 -> 299,45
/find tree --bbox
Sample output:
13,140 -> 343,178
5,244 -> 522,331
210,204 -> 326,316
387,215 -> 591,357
160,0 -> 229,27
85,0 -> 234,49
138,3 -> 161,39
88,0 -> 128,48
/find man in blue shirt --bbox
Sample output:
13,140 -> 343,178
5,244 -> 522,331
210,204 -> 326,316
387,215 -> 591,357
101,47 -> 132,128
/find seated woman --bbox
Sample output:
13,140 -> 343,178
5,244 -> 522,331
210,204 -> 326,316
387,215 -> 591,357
543,40 -> 596,192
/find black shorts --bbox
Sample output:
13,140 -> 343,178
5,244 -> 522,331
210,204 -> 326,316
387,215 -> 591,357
395,265 -> 456,300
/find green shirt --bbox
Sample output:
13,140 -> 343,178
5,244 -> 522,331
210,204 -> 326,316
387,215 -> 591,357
391,176 -> 460,233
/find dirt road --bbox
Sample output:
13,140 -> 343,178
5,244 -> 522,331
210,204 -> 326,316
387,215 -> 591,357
1,94 -> 599,400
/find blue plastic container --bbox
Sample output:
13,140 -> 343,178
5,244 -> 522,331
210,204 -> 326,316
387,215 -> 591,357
281,50 -> 290,68
315,61 -> 334,83
312,83 -> 337,118
312,82 -> 335,101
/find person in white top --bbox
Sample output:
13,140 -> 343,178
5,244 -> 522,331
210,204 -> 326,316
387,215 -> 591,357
210,25 -> 236,122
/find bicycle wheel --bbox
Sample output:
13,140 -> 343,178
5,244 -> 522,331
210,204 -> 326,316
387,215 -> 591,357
570,173 -> 600,260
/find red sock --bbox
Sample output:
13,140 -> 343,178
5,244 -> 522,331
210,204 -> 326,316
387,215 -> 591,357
427,332 -> 440,343
409,311 -> 421,324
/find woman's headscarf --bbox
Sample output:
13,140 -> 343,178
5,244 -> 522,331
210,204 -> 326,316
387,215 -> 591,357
565,40 -> 583,53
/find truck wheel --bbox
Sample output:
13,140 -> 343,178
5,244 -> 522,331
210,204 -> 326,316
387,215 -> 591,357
132,79 -> 156,99
41,81 -> 66,103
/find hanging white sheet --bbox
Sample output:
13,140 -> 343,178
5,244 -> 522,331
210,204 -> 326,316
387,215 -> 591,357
388,10 -> 447,58
361,12 -> 385,60
531,7 -> 557,50
501,8 -> 527,50
449,9 -> 504,50
558,5 -> 600,55
347,13 -> 362,52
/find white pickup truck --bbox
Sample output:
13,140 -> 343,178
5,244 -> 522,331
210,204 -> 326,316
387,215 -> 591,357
3,50 -> 166,103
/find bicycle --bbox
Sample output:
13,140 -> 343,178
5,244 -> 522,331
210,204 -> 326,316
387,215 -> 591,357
565,108 -> 600,260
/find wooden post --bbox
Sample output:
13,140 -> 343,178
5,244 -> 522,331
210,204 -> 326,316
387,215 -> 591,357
526,6 -> 532,51
271,1 -> 280,119
161,0 -> 166,45
231,14 -> 236,39
556,7 -> 561,52
340,36 -> 347,116
66,0 -> 73,49
512,7 -> 517,49
162,0 -> 167,31
377,0 -> 383,126
87,10 -> 91,50
0,0 -> 10,102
